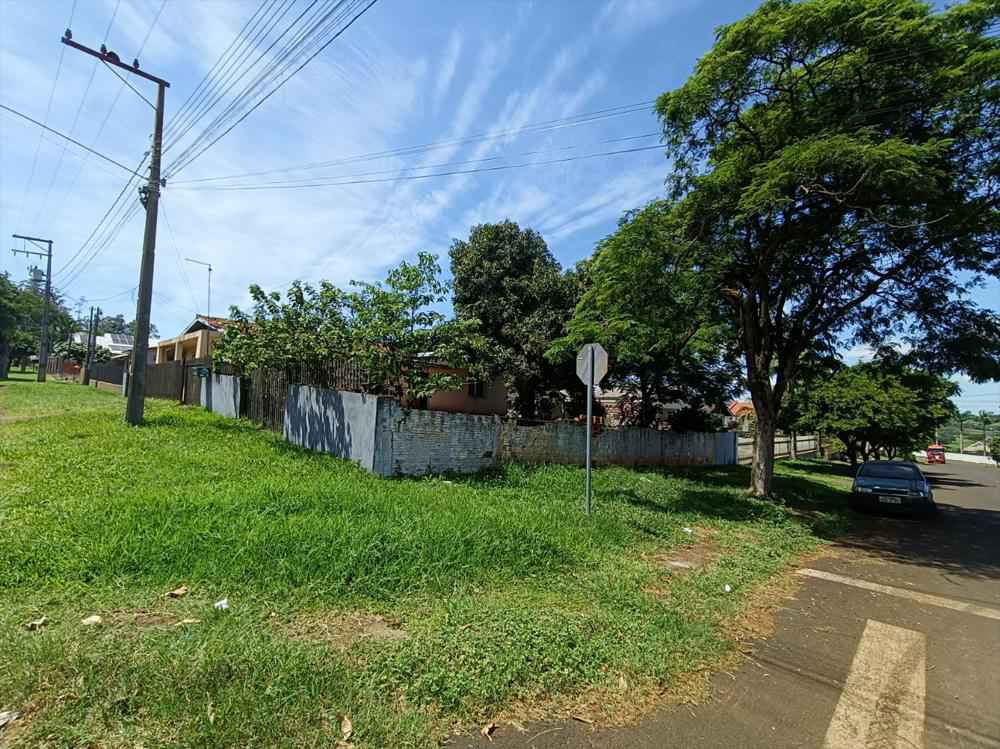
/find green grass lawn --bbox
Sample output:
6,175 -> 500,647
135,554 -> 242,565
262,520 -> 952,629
0,376 -> 853,748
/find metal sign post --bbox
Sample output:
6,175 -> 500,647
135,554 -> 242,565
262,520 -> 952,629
576,343 -> 608,515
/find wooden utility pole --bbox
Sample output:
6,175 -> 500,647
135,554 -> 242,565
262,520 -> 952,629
11,234 -> 53,381
81,306 -> 95,385
62,30 -> 169,425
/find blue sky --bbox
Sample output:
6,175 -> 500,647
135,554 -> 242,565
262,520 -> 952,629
1,0 -> 997,411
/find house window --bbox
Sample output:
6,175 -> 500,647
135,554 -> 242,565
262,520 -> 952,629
467,379 -> 486,399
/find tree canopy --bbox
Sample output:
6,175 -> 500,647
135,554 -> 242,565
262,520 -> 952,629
550,202 -> 742,428
654,0 -> 999,493
794,359 -> 957,464
450,220 -> 580,418
215,253 -> 493,399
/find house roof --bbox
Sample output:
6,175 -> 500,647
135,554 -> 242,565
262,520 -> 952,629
181,315 -> 232,335
728,400 -> 755,417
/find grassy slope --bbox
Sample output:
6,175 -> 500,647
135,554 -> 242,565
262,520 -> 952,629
0,377 -> 853,748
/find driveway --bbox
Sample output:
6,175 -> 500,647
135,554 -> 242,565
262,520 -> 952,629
462,461 -> 1000,749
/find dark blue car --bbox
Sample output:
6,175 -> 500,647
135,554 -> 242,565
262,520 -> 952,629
850,460 -> 937,516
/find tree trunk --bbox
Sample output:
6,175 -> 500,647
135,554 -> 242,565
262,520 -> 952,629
790,429 -> 798,459
751,408 -> 776,496
0,339 -> 9,380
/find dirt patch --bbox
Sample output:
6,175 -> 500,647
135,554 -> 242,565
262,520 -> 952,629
647,527 -> 721,576
278,612 -> 409,651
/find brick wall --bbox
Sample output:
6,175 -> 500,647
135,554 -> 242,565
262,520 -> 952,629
500,421 -> 737,467
377,401 -> 501,477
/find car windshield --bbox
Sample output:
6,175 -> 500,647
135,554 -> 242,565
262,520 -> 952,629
859,462 -> 919,479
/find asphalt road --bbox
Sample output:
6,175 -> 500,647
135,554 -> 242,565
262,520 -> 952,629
461,461 -> 1000,749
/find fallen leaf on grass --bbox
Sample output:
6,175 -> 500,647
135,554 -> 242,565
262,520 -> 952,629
480,722 -> 497,740
618,674 -> 629,691
571,715 -> 594,725
81,615 -> 103,626
207,702 -> 215,725
174,618 -> 202,627
167,585 -> 189,599
340,715 -> 353,740
25,616 -> 48,631
0,709 -> 22,729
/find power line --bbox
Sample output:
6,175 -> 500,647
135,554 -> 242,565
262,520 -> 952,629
162,0 -> 294,152
171,100 -> 656,184
179,131 -> 662,189
54,156 -> 146,278
173,142 -> 666,192
47,0 -> 166,229
166,0 -> 379,178
159,201 -> 201,316
14,0 -> 78,229
0,103 -> 146,178
164,0 -> 332,162
30,0 -> 123,229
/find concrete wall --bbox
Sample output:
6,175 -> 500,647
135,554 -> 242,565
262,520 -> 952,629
283,385 -> 737,477
500,421 -> 737,467
378,401 -> 501,476
284,385 -> 381,472
201,373 -> 242,420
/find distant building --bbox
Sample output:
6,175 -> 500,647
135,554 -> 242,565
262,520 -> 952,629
154,315 -> 230,363
72,331 -> 159,358
727,400 -> 755,432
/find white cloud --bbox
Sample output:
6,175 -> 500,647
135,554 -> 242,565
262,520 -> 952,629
433,30 -> 463,112
595,0 -> 698,39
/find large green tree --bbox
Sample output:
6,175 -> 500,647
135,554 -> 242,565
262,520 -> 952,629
656,0 -> 999,494
0,273 -> 23,379
795,359 -> 957,465
550,202 -> 742,428
450,220 -> 579,418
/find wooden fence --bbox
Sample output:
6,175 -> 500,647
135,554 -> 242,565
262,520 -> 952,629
737,434 -> 819,464
133,357 -> 368,431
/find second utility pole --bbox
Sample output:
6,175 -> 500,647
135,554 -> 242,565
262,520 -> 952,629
62,30 -> 169,425
11,234 -> 53,382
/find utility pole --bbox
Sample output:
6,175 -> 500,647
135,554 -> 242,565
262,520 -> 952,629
62,30 -> 169,425
11,234 -> 53,382
184,257 -> 212,318
82,306 -> 95,385
959,416 -> 964,454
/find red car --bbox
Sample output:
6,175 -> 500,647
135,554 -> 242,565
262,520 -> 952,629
926,444 -> 946,464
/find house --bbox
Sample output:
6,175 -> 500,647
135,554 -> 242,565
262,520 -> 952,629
409,359 -> 508,416
154,315 -> 230,363
594,387 -> 687,427
71,332 -> 160,359
727,400 -> 756,432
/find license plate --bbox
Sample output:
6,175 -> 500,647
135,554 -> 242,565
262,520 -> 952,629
879,496 -> 903,505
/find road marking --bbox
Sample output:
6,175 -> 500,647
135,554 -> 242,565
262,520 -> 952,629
823,619 -> 926,749
798,568 -> 1000,621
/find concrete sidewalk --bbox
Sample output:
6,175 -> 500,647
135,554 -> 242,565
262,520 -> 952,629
461,462 -> 1000,749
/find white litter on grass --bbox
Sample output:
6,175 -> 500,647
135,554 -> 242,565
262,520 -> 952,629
81,615 -> 103,626
0,709 -> 22,730
213,598 -> 229,611
724,584 -> 732,593
682,527 -> 694,535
